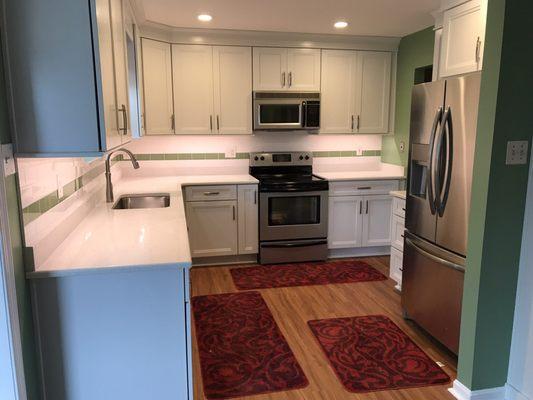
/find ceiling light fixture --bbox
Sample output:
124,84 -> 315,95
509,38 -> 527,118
334,21 -> 348,29
198,14 -> 213,22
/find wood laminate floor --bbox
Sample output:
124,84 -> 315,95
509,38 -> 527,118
191,256 -> 457,400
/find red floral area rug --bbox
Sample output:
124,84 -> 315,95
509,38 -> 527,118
308,315 -> 450,393
192,291 -> 308,399
230,260 -> 387,290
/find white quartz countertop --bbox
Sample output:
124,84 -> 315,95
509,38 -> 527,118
389,190 -> 407,199
29,175 -> 257,278
317,169 -> 405,181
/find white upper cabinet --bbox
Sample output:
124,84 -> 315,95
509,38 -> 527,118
213,46 -> 253,135
172,45 -> 214,134
321,50 -> 391,134
439,0 -> 486,77
320,50 -> 357,134
286,48 -> 321,91
355,51 -> 392,134
141,39 -> 174,135
253,47 -> 321,91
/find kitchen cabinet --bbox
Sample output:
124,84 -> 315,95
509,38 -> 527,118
172,45 -> 214,134
185,184 -> 258,259
439,0 -> 486,77
238,185 -> 259,254
328,180 -> 399,252
186,200 -> 238,257
213,46 -> 253,135
141,39 -> 174,134
3,0 -> 131,154
253,47 -> 321,91
321,50 -> 391,134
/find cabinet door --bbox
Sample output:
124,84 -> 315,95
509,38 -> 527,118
328,196 -> 363,249
96,0 -> 121,151
110,0 -> 130,142
320,50 -> 357,134
172,45 -> 214,134
252,47 -> 287,90
440,0 -> 485,77
362,195 -> 393,247
390,246 -> 403,288
186,201 -> 238,257
238,185 -> 259,254
355,51 -> 392,134
141,39 -> 174,134
391,214 -> 405,251
286,48 -> 321,91
213,46 -> 252,135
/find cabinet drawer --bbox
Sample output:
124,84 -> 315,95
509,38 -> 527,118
184,185 -> 237,201
330,180 -> 399,196
390,246 -> 404,286
391,214 -> 405,251
392,197 -> 406,218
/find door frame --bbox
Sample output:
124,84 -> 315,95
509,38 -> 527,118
0,145 -> 27,400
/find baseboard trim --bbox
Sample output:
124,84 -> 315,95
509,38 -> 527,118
329,246 -> 390,259
448,380 -> 506,400
506,383 -> 530,400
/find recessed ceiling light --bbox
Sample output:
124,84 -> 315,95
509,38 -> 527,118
334,21 -> 348,29
198,14 -> 213,22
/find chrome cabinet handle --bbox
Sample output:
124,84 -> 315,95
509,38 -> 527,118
366,200 -> 369,214
357,115 -> 360,131
475,36 -> 481,63
210,115 -> 213,132
357,186 -> 372,190
216,115 -> 220,132
232,205 -> 236,220
288,72 -> 292,87
351,115 -> 355,130
254,190 -> 257,205
359,201 -> 362,214
171,114 -> 175,131
203,191 -> 220,196
281,72 -> 286,87
120,104 -> 128,135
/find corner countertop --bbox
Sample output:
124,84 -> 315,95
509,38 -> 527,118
316,163 -> 405,181
28,175 -> 258,278
389,190 -> 407,200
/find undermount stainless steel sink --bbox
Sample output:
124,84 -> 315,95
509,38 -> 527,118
112,193 -> 170,210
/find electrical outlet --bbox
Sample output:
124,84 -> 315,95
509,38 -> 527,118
399,141 -> 405,152
225,148 -> 236,159
356,148 -> 363,156
506,141 -> 529,165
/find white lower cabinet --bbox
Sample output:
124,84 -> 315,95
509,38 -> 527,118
390,246 -> 404,288
185,184 -> 258,259
389,196 -> 406,289
328,180 -> 398,252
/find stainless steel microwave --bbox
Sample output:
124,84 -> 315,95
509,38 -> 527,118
253,92 -> 320,131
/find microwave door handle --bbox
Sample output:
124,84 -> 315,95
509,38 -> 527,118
301,101 -> 307,128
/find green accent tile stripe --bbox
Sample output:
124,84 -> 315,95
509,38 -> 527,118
129,151 -> 380,161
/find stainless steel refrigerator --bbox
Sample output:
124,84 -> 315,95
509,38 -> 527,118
402,72 -> 481,354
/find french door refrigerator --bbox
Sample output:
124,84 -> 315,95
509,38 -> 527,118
402,72 -> 481,354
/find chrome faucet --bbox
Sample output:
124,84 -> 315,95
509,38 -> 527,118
105,148 -> 140,203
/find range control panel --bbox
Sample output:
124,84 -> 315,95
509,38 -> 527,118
249,152 -> 313,167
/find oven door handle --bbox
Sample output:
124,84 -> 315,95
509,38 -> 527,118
261,240 -> 327,249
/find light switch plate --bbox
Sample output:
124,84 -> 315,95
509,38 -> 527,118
506,141 -> 529,165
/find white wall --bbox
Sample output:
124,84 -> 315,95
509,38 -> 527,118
507,160 -> 533,400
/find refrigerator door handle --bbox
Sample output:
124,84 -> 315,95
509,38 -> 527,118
405,237 -> 465,272
437,107 -> 453,217
427,106 -> 443,215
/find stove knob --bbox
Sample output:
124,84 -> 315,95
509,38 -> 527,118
260,156 -> 265,161
305,155 -> 310,160
254,156 -> 259,161
299,155 -> 304,160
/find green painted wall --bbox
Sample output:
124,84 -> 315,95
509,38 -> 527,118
381,27 -> 435,166
0,37 -> 40,398
458,0 -> 533,390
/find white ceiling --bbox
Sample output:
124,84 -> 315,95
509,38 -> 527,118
134,0 -> 440,38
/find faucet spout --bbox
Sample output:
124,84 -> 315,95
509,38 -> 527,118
105,148 -> 140,203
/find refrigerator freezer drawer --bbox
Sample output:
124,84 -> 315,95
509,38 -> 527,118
401,234 -> 465,354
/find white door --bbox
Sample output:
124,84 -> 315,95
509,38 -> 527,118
95,0 -> 121,150
141,39 -> 174,135
213,46 -> 252,135
186,201 -> 238,257
328,196 -> 363,249
440,0 -> 485,77
237,185 -> 258,254
172,45 -> 214,134
355,51 -> 392,134
286,48 -> 321,91
109,0 -> 130,141
320,50 -> 357,134
362,195 -> 392,247
252,47 -> 287,90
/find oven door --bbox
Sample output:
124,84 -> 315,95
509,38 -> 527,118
253,99 -> 303,130
260,191 -> 328,241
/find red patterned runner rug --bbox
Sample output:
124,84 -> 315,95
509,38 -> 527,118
230,260 -> 387,290
192,291 -> 308,399
308,315 -> 450,393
